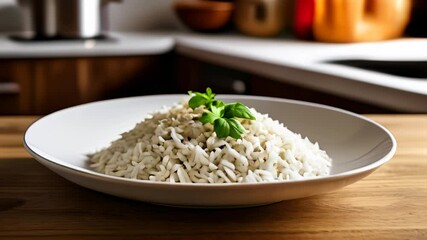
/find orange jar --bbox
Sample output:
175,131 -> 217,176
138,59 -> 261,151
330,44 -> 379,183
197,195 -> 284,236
313,0 -> 412,42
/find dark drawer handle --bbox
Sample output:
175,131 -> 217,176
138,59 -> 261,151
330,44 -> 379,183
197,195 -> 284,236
0,82 -> 20,95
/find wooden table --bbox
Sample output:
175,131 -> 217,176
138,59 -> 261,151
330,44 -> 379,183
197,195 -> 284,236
0,115 -> 426,239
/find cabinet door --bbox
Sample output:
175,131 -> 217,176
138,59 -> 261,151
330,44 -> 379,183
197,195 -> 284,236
77,56 -> 171,102
175,55 -> 250,94
0,60 -> 33,115
33,58 -> 80,114
251,76 -> 393,113
33,56 -> 172,114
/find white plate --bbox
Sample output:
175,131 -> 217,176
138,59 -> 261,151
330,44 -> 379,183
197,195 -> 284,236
24,95 -> 396,208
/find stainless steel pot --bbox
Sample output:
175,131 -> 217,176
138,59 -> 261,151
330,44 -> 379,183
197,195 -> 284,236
17,0 -> 121,39
18,0 -> 56,39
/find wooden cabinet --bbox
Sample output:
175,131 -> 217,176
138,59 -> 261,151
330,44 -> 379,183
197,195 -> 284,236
1,54 -> 395,115
0,55 -> 173,115
33,58 -> 80,114
250,76 -> 394,113
0,60 -> 33,115
175,55 -> 395,113
176,56 -> 252,95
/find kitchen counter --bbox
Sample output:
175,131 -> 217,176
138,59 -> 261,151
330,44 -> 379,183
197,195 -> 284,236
1,115 -> 426,239
175,33 -> 427,112
0,32 -> 175,58
0,32 -> 426,112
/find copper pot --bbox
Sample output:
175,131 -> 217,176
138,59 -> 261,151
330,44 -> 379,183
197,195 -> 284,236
174,0 -> 234,32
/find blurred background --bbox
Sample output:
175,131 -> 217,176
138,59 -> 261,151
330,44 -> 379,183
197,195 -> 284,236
0,0 -> 426,115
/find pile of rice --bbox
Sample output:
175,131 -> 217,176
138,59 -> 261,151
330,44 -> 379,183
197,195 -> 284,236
89,101 -> 332,183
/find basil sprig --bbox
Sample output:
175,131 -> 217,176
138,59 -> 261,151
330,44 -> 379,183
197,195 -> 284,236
188,88 -> 255,139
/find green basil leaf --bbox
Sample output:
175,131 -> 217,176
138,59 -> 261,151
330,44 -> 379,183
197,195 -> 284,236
188,90 -> 210,99
188,88 -> 217,109
224,102 -> 255,120
206,90 -> 215,102
209,100 -> 225,117
188,88 -> 254,139
228,129 -> 241,139
226,118 -> 245,139
189,95 -> 209,109
199,112 -> 219,124
223,104 -> 233,118
227,118 -> 245,133
214,118 -> 230,138
206,87 -> 213,96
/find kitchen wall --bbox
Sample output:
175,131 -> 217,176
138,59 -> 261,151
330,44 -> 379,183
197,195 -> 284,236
0,0 -> 181,33
110,0 -> 181,31
0,0 -> 20,32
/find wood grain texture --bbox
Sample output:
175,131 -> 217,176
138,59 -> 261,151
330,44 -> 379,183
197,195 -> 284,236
0,116 -> 36,159
0,60 -> 34,115
0,115 -> 426,240
2,56 -> 173,115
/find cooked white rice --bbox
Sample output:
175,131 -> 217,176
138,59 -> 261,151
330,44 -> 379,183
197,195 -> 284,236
89,101 -> 332,183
